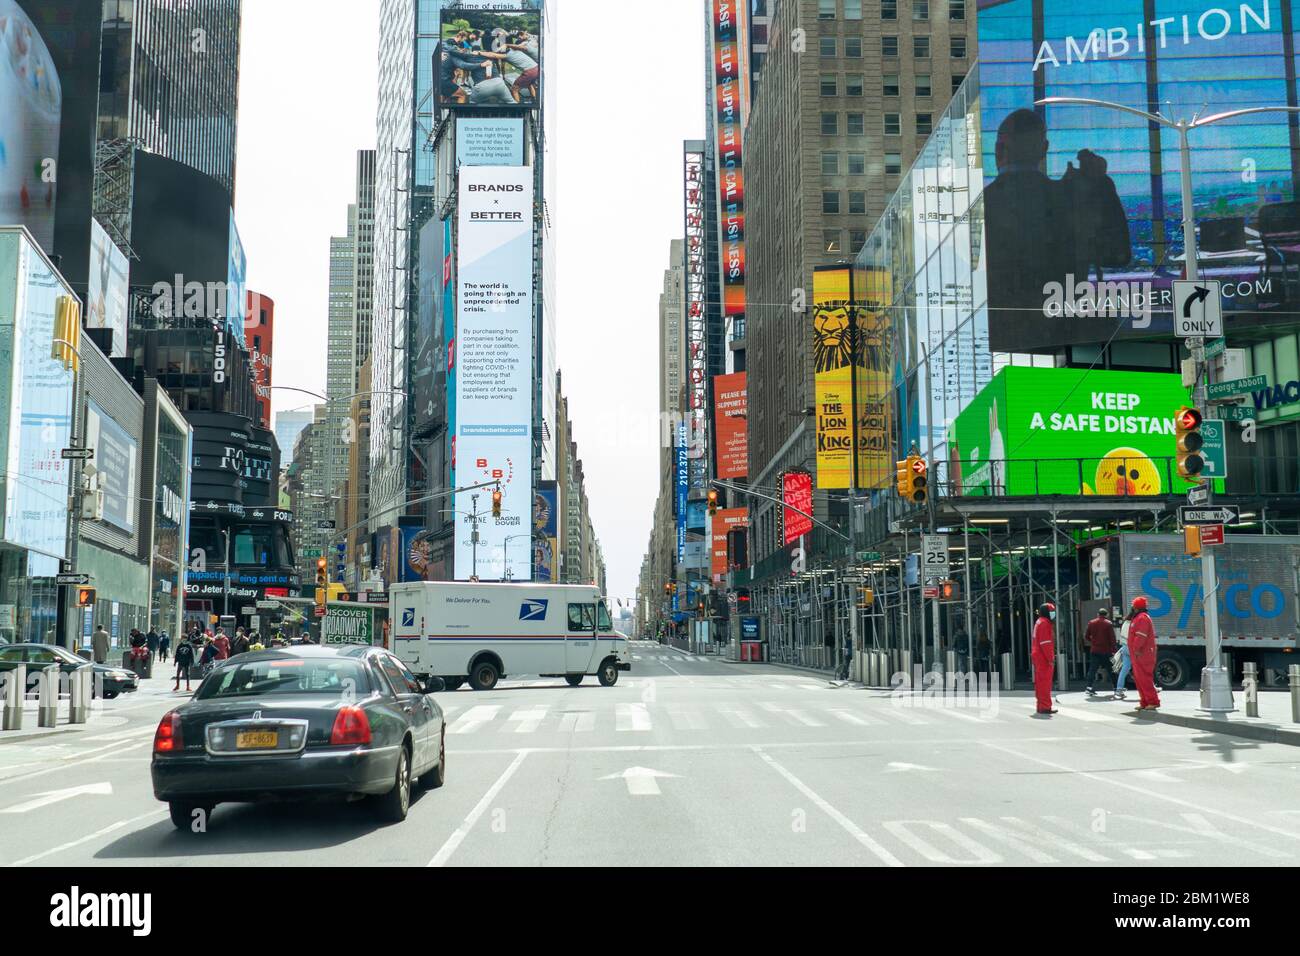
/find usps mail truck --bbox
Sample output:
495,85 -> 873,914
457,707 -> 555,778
389,582 -> 631,690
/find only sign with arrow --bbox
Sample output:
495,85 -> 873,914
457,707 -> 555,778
1173,279 -> 1222,338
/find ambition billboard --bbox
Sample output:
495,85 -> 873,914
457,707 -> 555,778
437,8 -> 541,110
453,165 -> 534,582
978,0 -> 1300,352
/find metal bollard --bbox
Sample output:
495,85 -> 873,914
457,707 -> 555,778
1,665 -> 23,731
945,650 -> 957,690
1000,652 -> 1014,692
36,665 -> 59,728
69,665 -> 91,724
1243,662 -> 1259,718
1056,653 -> 1068,691
1291,665 -> 1300,724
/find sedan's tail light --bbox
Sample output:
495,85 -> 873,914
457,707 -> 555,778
330,706 -> 371,746
154,710 -> 183,754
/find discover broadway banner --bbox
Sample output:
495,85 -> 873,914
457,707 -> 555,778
454,165 -> 534,581
710,0 -> 749,324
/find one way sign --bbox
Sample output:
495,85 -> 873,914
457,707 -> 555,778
1180,506 -> 1238,526
1173,280 -> 1222,338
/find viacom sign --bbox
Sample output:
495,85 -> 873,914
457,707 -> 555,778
978,0 -> 1300,352
453,165 -> 534,582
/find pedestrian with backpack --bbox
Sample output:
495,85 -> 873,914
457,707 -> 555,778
173,633 -> 196,692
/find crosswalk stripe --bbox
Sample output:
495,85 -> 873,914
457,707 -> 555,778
758,702 -> 826,727
828,709 -> 876,726
882,820 -> 1002,864
958,817 -> 1059,863
870,707 -> 934,726
715,705 -> 764,729
508,706 -> 548,733
449,704 -> 500,734
616,702 -> 652,732
556,711 -> 596,733
666,708 -> 708,731
927,706 -> 1002,724
1052,707 -> 1120,723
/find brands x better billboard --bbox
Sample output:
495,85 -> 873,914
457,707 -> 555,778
948,367 -> 1195,496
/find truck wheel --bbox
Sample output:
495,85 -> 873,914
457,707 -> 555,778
598,659 -> 619,687
468,661 -> 500,691
1155,651 -> 1189,690
565,675 -> 583,687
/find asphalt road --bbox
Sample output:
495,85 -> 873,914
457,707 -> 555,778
1,642 -> 1298,867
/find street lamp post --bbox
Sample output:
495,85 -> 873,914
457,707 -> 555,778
1036,97 -> 1300,714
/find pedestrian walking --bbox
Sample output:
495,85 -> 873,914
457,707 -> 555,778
1032,603 -> 1058,715
230,629 -> 250,656
213,629 -> 231,661
173,633 -> 196,692
91,625 -> 110,665
147,628 -> 159,661
1083,607 -> 1118,695
1128,596 -> 1161,710
198,638 -> 218,677
1114,612 -> 1133,700
158,630 -> 171,662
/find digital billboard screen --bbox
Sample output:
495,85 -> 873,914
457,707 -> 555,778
714,371 -> 748,479
781,471 -> 813,546
978,0 -> 1300,352
87,219 -> 129,358
437,9 -> 540,110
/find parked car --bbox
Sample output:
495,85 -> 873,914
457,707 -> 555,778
0,643 -> 138,698
151,645 -> 446,830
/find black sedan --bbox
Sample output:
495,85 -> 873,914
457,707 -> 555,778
0,643 -> 139,699
152,645 -> 447,830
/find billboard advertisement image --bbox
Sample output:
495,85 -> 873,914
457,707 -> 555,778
812,267 -> 891,489
454,164 -> 534,581
781,471 -> 813,546
0,0 -> 59,251
709,0 -> 749,322
948,366 -> 1195,496
714,371 -> 748,479
226,211 -> 247,347
86,219 -> 128,357
457,117 -> 526,167
711,507 -> 748,580
85,400 -> 138,535
533,481 -> 558,582
979,0 -> 1300,352
437,9 -> 540,110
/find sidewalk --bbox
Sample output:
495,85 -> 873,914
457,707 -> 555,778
0,673 -> 183,744
1127,688 -> 1300,746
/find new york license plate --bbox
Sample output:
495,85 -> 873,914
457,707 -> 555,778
235,731 -> 279,750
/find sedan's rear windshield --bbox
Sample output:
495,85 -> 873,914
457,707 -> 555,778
196,659 -> 371,699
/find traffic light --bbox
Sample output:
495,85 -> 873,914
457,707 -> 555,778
857,587 -> 874,608
1175,406 -> 1205,481
492,489 -> 503,518
707,488 -> 719,516
896,454 -> 927,503
76,587 -> 95,608
1184,524 -> 1202,556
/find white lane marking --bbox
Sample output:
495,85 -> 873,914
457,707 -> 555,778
556,711 -> 595,733
0,738 -> 152,787
1115,812 -> 1291,861
753,747 -> 904,868
632,655 -> 642,661
927,706 -> 1001,724
757,702 -> 824,727
958,817 -> 1059,864
984,742 -> 1300,845
1052,706 -> 1119,723
882,821 -> 1002,864
448,705 -> 500,735
616,703 -> 652,732
427,751 -> 529,867
82,727 -> 157,743
659,660 -> 685,678
507,706 -> 547,734
828,709 -> 876,726
666,708 -> 708,731
715,705 -> 763,729
7,809 -> 167,867
2,782 -> 113,814
884,762 -> 938,773
870,707 -> 934,726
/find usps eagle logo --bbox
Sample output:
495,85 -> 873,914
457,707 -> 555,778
402,607 -> 415,627
519,599 -> 548,622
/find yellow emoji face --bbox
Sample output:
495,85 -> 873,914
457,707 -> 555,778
1084,448 -> 1161,496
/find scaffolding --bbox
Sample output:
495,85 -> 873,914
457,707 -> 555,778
91,138 -> 143,259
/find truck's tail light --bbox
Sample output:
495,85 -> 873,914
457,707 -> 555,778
330,706 -> 371,746
154,710 -> 183,754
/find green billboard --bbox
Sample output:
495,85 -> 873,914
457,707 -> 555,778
321,603 -> 376,646
948,367 -> 1194,497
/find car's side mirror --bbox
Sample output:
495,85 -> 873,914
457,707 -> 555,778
422,676 -> 446,694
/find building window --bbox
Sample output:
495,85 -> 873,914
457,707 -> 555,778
882,0 -> 897,19
882,35 -> 898,56
821,111 -> 839,135
952,35 -> 967,57
823,229 -> 843,254
846,75 -> 864,96
822,151 -> 840,175
885,152 -> 902,174
950,0 -> 966,19
820,74 -> 838,96
850,229 -> 868,254
917,113 -> 932,134
847,112 -> 865,135
845,0 -> 862,18
820,36 -> 837,57
848,190 -> 866,215
952,72 -> 966,94
914,0 -> 930,19
819,0 -> 836,18
914,36 -> 930,57
822,190 -> 841,214
848,152 -> 866,174
845,36 -> 862,58
916,73 -> 931,96
884,113 -> 901,135
883,74 -> 900,96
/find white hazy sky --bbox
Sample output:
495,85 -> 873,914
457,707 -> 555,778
238,0 -> 706,603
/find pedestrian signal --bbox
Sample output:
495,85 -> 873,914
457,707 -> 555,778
77,587 -> 95,607
1175,406 -> 1205,481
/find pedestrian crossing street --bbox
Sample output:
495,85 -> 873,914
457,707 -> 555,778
439,689 -> 1135,736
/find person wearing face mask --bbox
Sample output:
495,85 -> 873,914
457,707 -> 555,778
1127,596 -> 1160,710
1032,603 -> 1058,715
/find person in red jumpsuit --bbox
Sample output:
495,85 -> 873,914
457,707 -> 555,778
1128,596 -> 1161,710
1032,603 -> 1057,715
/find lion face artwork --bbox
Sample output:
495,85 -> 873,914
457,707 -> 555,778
813,305 -> 852,374
1083,448 -> 1162,496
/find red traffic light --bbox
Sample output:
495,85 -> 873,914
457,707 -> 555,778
1176,407 -> 1202,430
316,557 -> 327,570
